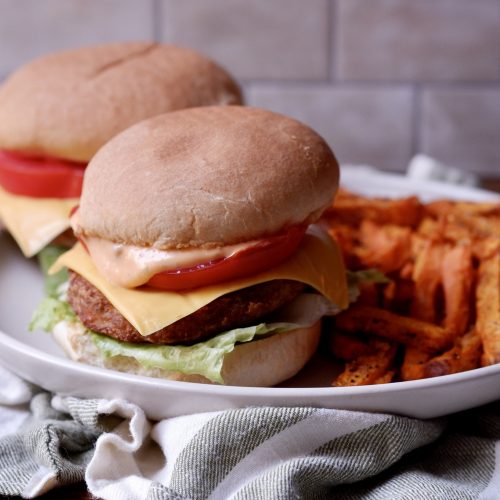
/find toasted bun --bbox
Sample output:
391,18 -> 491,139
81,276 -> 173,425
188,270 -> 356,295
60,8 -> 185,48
53,320 -> 321,387
78,106 -> 339,249
0,42 -> 242,162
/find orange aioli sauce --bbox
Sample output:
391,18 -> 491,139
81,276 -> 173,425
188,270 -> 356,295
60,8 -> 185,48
71,212 -> 259,288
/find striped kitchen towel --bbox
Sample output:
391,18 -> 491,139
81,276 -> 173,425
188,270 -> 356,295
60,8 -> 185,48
1,365 -> 500,499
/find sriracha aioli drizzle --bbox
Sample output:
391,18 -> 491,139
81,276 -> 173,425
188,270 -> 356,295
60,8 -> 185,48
71,209 -> 307,290
80,234 -> 262,288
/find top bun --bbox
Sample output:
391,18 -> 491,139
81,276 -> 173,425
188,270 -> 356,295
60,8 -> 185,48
77,106 -> 339,249
0,42 -> 242,162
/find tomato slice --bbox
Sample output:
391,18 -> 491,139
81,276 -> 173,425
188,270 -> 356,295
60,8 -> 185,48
0,150 -> 86,198
146,225 -> 307,291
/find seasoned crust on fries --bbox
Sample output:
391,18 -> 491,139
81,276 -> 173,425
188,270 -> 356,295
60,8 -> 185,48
324,189 -> 422,227
477,255 -> 500,365
424,329 -> 482,378
328,331 -> 374,361
357,221 -> 412,274
333,339 -> 397,387
410,241 -> 445,323
441,245 -> 473,337
335,306 -> 453,354
400,347 -> 431,381
324,191 -> 499,386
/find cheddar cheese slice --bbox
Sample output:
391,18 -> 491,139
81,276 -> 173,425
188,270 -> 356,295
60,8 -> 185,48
0,186 -> 78,257
52,229 -> 348,336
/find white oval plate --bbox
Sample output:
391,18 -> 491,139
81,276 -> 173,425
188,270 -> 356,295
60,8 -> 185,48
1,170 -> 499,420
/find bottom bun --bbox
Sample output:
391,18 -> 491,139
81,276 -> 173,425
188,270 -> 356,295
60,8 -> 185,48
53,320 -> 321,387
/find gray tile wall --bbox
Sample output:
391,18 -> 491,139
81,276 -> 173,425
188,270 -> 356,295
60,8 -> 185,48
1,0 -> 499,177
0,0 -> 154,72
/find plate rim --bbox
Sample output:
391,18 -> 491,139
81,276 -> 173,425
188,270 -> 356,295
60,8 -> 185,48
1,172 -> 499,404
340,166 -> 500,201
2,326 -> 500,398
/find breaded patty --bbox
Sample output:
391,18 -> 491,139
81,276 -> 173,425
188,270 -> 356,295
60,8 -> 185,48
67,271 -> 304,344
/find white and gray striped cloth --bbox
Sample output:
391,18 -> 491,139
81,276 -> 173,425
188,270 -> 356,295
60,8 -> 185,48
1,365 -> 499,499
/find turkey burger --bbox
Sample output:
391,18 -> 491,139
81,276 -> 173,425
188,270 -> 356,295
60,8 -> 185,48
38,106 -> 348,386
0,42 -> 241,256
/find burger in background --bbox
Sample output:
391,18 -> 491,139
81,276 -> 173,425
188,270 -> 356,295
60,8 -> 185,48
0,42 -> 242,258
32,106 -> 349,386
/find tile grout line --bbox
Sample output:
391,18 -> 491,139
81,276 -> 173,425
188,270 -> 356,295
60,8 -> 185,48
239,78 -> 500,89
327,0 -> 336,82
152,0 -> 163,42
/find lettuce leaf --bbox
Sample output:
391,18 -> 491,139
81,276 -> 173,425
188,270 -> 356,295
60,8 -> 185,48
347,269 -> 390,286
346,268 -> 389,303
30,262 -> 385,383
30,292 -> 332,384
91,322 -> 294,384
29,296 -> 76,332
92,294 -> 333,383
37,246 -> 69,298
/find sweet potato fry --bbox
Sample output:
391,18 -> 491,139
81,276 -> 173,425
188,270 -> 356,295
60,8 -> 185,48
451,213 -> 500,240
458,202 -> 500,217
411,233 -> 431,259
417,217 -> 442,240
410,241 -> 445,323
419,211 -> 500,246
441,245 -> 473,337
335,188 -> 363,201
473,237 -> 500,261
476,254 -> 500,365
328,332 -> 374,361
425,200 -> 500,218
440,219 -> 473,245
399,262 -> 413,280
423,200 -> 457,218
326,195 -> 422,227
373,371 -> 396,384
356,282 -> 379,307
423,329 -> 482,378
326,187 -> 499,383
357,220 -> 412,273
327,224 -> 359,268
400,347 -> 431,381
383,279 -> 415,314
332,340 -> 396,387
335,306 -> 453,353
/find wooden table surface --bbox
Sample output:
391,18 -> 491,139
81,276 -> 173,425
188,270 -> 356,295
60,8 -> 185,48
4,177 -> 500,500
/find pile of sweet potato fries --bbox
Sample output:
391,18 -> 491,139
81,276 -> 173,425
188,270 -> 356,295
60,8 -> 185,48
322,189 -> 500,386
